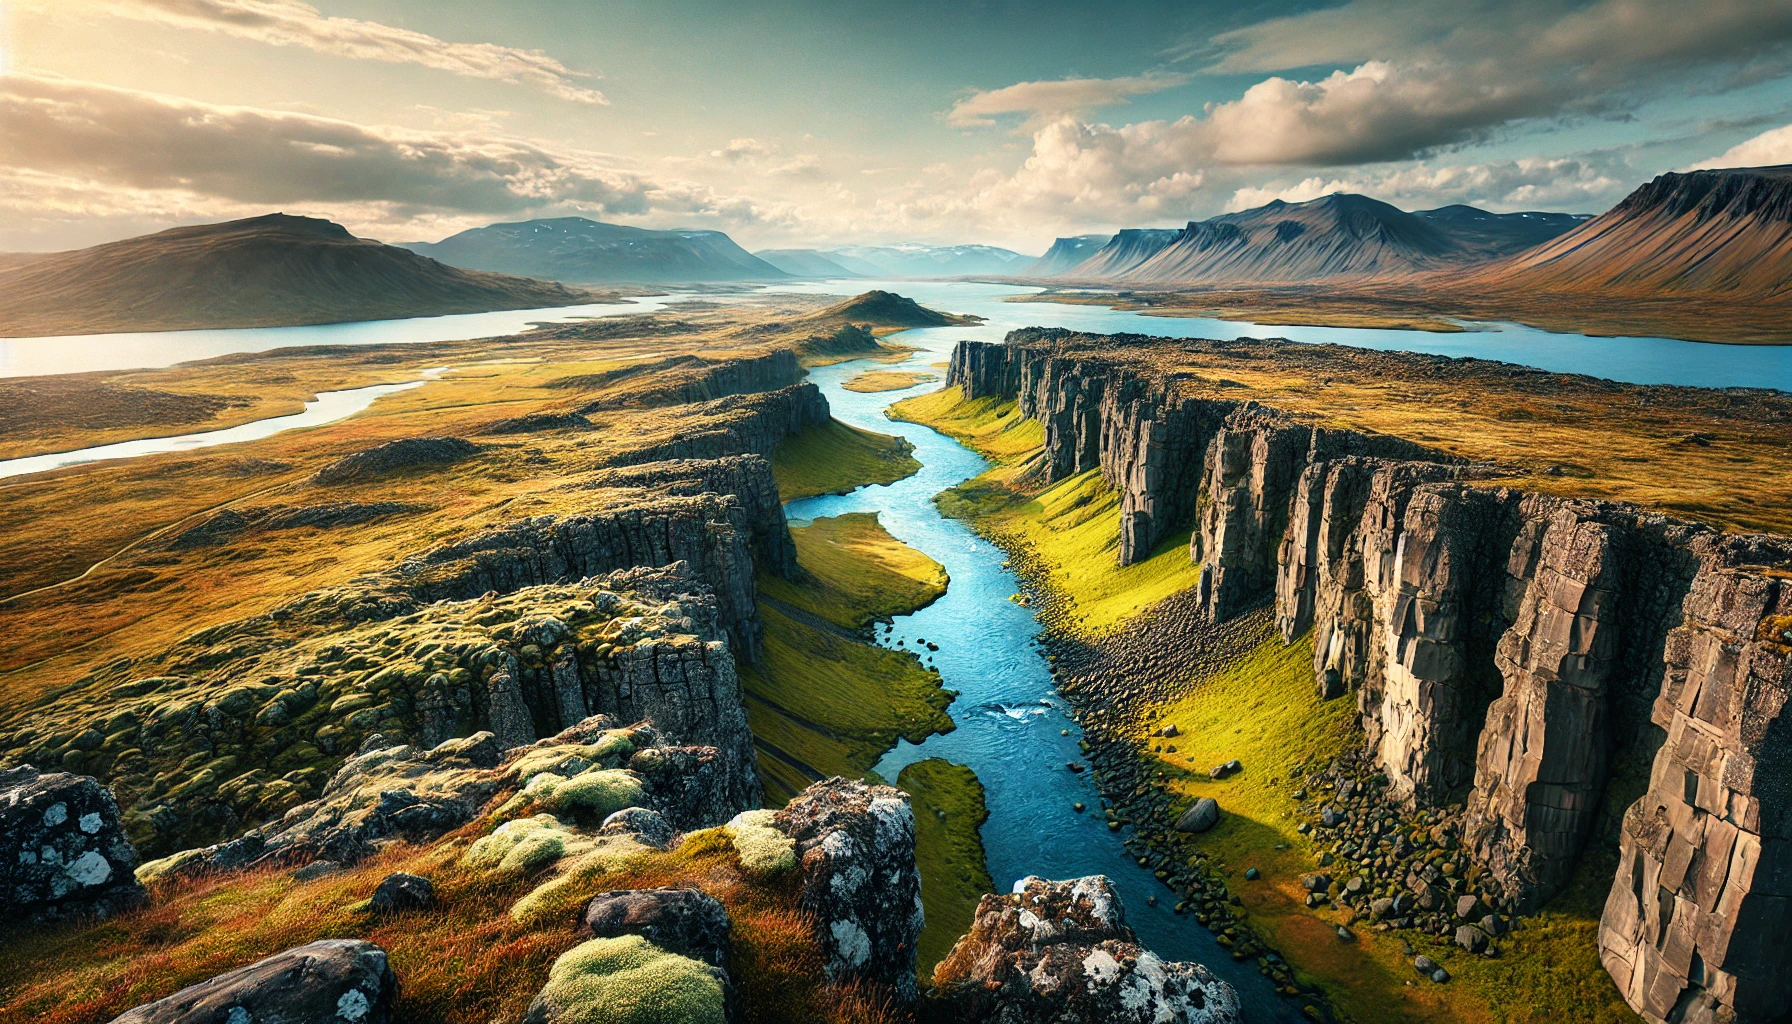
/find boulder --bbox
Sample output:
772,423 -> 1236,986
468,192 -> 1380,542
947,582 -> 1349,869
1456,924 -> 1489,953
598,807 -> 676,849
109,939 -> 396,1024
1455,895 -> 1483,921
369,873 -> 433,915
0,765 -> 145,922
773,778 -> 924,1002
1209,759 -> 1242,780
582,887 -> 731,970
930,875 -> 1241,1024
1174,797 -> 1220,833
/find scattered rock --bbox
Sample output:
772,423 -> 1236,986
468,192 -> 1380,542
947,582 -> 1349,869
1245,868 -> 1260,881
369,872 -> 433,915
109,939 -> 396,1024
598,807 -> 675,849
1209,759 -> 1242,780
1174,797 -> 1220,833
582,887 -> 730,969
0,765 -> 146,923
930,875 -> 1242,1023
1456,924 -> 1489,953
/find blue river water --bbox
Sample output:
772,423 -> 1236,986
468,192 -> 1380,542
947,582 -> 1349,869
783,325 -> 1303,1021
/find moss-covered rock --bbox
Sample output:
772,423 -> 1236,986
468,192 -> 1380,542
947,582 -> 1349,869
524,935 -> 727,1024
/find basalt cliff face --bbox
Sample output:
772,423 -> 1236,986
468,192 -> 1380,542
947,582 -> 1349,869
950,330 -> 1792,1024
0,371 -> 830,859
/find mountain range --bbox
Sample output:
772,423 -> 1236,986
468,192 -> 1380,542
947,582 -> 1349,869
754,249 -> 865,278
402,218 -> 787,283
1026,234 -> 1112,276
1045,195 -> 1588,287
0,214 -> 591,337
816,243 -> 1036,278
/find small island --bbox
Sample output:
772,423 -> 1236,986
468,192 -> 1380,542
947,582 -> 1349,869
843,369 -> 940,393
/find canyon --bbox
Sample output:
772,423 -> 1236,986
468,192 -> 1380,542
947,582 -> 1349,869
950,329 -> 1792,1024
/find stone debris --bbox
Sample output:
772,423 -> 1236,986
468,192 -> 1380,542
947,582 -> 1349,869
1,765 -> 145,922
929,874 -> 1242,1023
1174,797 -> 1221,833
108,939 -> 396,1024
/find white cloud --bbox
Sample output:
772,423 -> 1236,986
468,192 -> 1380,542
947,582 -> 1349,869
947,74 -> 1185,128
0,73 -> 764,247
1226,157 -> 1625,213
1687,123 -> 1792,170
97,0 -> 607,103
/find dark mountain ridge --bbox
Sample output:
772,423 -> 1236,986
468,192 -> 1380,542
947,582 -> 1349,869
1026,234 -> 1112,276
403,217 -> 787,283
1456,165 -> 1792,299
0,213 -> 591,337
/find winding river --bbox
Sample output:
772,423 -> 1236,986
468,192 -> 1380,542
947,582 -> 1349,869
785,331 -> 1304,1021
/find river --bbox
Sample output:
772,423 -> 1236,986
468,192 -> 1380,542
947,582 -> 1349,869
784,327 -> 1304,1021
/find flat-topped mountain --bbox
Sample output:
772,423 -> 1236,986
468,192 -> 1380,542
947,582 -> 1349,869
1026,234 -> 1112,276
403,217 -> 787,283
819,242 -> 1035,278
0,214 -> 591,337
754,248 -> 864,278
1457,166 -> 1792,299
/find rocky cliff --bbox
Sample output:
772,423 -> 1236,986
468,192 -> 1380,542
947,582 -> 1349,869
949,330 -> 1792,1024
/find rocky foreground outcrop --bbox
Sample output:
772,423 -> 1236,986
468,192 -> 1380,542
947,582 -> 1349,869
108,939 -> 397,1024
930,874 -> 1242,1023
952,331 -> 1792,1024
1,764 -> 146,921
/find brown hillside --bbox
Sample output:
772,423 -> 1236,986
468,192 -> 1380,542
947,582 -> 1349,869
0,214 -> 596,337
1454,165 -> 1792,299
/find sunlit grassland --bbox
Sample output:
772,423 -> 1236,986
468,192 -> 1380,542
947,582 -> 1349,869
887,389 -> 1043,469
759,513 -> 947,630
842,370 -> 938,393
771,420 -> 920,502
0,824 -> 898,1024
895,758 -> 993,981
1138,625 -> 1639,1024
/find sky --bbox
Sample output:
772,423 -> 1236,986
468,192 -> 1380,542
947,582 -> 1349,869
3,0 -> 1792,253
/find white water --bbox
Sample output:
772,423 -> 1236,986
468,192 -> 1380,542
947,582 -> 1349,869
0,370 -> 446,480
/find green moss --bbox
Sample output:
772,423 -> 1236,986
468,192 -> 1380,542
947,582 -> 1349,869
757,513 -> 947,629
534,936 -> 727,1024
522,769 -> 648,821
462,813 -> 587,875
895,759 -> 993,980
739,604 -> 953,805
772,419 -> 920,501
509,836 -> 653,926
724,810 -> 796,875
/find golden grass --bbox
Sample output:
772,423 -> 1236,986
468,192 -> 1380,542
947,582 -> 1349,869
842,371 -> 939,394
886,390 -> 1042,469
0,819 -> 907,1024
759,514 -> 947,630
